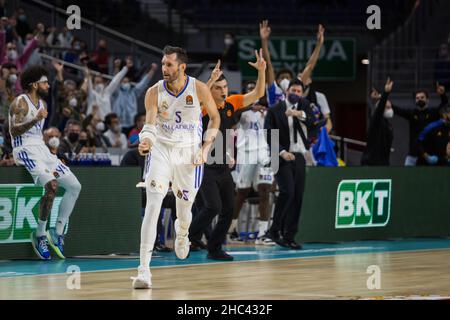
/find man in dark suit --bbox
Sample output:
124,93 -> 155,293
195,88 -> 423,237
264,79 -> 315,249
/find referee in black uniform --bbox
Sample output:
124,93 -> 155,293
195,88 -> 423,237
189,55 -> 266,260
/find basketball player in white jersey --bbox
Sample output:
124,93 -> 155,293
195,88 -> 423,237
232,98 -> 275,245
132,46 -> 220,289
9,66 -> 81,260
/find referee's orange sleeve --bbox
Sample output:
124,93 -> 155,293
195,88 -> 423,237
226,94 -> 245,111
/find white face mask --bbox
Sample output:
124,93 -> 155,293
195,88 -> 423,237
95,84 -> 104,93
279,78 -> 290,92
69,97 -> 77,107
384,108 -> 394,119
96,122 -> 105,132
7,50 -> 18,60
8,74 -> 17,83
224,38 -> 233,46
48,137 -> 60,149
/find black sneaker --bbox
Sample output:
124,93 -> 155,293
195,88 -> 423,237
154,243 -> 173,253
286,240 -> 302,250
207,250 -> 234,261
229,230 -> 239,240
191,238 -> 207,250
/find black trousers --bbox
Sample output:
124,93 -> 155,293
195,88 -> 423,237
270,153 -> 306,240
189,165 -> 235,253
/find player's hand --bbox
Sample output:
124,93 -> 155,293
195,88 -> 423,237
150,63 -> 158,72
35,107 -> 48,121
194,144 -> 211,166
436,81 -> 446,95
384,77 -> 394,93
281,151 -> 295,161
259,20 -> 271,40
52,60 -> 64,73
138,138 -> 152,156
248,49 -> 266,72
209,60 -> 223,83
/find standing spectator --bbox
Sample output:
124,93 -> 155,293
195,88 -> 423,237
221,32 -> 238,70
392,83 -> 447,165
91,39 -> 110,74
435,43 -> 450,88
417,104 -> 450,166
14,8 -> 31,40
0,63 -> 18,123
260,20 -> 324,107
111,62 -> 157,130
127,112 -> 145,148
0,21 -> 42,93
104,113 -> 127,150
82,64 -> 128,120
361,78 -> 395,166
264,79 -> 315,249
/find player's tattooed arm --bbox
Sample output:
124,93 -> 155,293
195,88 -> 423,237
9,97 -> 47,137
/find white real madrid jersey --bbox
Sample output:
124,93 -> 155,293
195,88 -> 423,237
156,76 -> 203,147
9,94 -> 46,148
236,110 -> 267,153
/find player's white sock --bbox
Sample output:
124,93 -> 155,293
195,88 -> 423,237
229,219 -> 238,233
140,191 -> 164,270
57,175 -> 82,236
37,219 -> 47,237
175,199 -> 193,234
258,220 -> 269,238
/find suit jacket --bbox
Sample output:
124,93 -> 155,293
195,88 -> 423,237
264,98 -> 315,156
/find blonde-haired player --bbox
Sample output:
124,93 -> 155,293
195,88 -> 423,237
132,46 -> 220,289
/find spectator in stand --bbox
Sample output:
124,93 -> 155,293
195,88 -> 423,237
0,63 -> 18,123
82,108 -> 111,152
0,19 -> 43,93
58,119 -> 86,160
260,20 -> 325,108
435,43 -> 450,88
49,60 -> 84,130
221,32 -> 238,71
361,77 -> 395,166
417,104 -> 450,166
112,61 -> 157,132
91,39 -> 109,74
14,8 -> 31,41
113,56 -> 139,81
43,126 -> 70,164
104,112 -> 127,150
82,63 -> 129,121
391,83 -> 447,166
127,112 -> 145,148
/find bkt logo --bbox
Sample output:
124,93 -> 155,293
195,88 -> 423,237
0,184 -> 63,243
336,179 -> 391,229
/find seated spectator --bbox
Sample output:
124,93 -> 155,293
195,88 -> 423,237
104,113 -> 128,150
417,104 -> 450,166
0,122 -> 13,167
361,77 -> 394,166
91,39 -> 109,74
127,112 -> 145,148
58,119 -> 85,160
83,110 -> 111,152
43,126 -> 69,164
111,61 -> 157,131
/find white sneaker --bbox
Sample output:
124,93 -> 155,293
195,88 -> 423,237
131,266 -> 152,289
255,235 -> 276,246
174,219 -> 190,259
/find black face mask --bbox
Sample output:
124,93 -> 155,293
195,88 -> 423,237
68,132 -> 79,143
416,100 -> 427,109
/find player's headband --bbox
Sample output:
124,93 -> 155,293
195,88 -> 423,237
36,76 -> 48,83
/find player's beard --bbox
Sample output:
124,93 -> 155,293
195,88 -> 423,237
166,68 -> 181,84
37,88 -> 49,98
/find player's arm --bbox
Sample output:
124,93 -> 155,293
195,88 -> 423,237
138,85 -> 158,156
196,80 -> 220,164
243,49 -> 266,107
9,97 -> 47,137
260,20 -> 275,86
299,24 -> 324,86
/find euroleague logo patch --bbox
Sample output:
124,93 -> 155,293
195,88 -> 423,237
185,95 -> 194,107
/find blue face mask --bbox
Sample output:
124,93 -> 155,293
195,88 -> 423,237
287,93 -> 300,105
18,15 -> 27,22
121,83 -> 131,91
